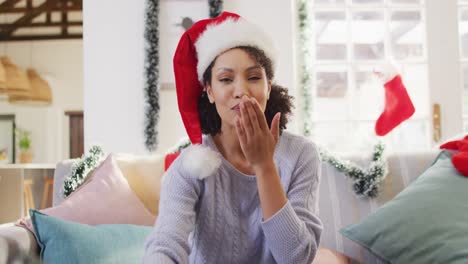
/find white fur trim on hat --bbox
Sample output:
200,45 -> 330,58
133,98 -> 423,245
195,17 -> 277,82
181,144 -> 222,179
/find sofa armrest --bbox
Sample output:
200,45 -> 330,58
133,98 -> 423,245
52,159 -> 76,206
0,223 -> 38,258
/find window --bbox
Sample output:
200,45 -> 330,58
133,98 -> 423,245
459,0 -> 468,132
309,0 -> 430,152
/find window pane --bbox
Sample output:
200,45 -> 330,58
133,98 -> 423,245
353,67 -> 385,120
314,69 -> 349,120
352,11 -> 385,60
463,64 -> 468,117
314,0 -> 345,4
460,10 -> 468,59
391,11 -> 424,60
314,12 -> 347,60
390,0 -> 422,4
352,0 -> 383,3
313,122 -> 352,152
315,122 -> 381,153
385,120 -> 430,151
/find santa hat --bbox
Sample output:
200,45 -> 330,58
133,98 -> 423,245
173,11 -> 277,145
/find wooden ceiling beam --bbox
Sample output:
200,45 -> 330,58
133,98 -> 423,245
0,5 -> 81,13
0,0 -> 22,9
0,33 -> 82,42
0,21 -> 82,29
1,0 -> 62,37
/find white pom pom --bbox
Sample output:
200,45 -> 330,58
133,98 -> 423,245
181,145 -> 222,179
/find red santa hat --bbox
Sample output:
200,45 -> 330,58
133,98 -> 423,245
173,11 -> 277,145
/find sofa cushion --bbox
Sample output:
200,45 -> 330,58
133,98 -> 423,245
340,151 -> 468,263
31,210 -> 152,264
114,153 -> 165,216
17,154 -> 156,233
0,223 -> 38,258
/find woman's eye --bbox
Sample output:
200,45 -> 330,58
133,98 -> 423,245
249,76 -> 260,81
220,78 -> 232,83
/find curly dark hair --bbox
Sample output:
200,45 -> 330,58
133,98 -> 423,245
198,46 -> 294,136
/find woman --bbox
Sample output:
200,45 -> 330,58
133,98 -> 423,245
143,12 -> 323,263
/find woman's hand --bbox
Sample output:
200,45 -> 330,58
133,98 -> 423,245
235,95 -> 281,174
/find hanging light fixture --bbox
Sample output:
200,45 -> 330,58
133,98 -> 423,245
8,68 -> 52,105
0,60 -> 6,100
1,56 -> 31,97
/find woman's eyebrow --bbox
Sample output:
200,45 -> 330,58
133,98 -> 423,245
216,67 -> 233,73
246,65 -> 262,71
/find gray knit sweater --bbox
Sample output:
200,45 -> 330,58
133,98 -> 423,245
143,132 -> 323,264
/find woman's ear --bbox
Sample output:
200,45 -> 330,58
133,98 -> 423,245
206,84 -> 215,104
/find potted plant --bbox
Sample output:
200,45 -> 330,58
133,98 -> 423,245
16,128 -> 32,163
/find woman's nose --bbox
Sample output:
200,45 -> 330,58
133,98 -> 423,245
234,79 -> 249,98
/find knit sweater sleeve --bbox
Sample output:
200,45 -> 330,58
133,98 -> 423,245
261,140 -> 323,264
142,157 -> 202,264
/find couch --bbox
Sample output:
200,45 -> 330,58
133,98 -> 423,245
0,149 -> 440,263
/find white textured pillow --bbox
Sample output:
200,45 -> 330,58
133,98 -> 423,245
115,153 -> 165,216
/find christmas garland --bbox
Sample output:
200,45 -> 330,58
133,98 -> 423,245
167,138 -> 388,198
209,0 -> 223,18
63,145 -> 105,197
143,0 -> 160,152
319,142 -> 388,198
297,0 -> 313,136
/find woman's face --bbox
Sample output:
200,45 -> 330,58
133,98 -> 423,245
206,48 -> 271,130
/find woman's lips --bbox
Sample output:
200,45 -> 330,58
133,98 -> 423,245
232,104 -> 240,113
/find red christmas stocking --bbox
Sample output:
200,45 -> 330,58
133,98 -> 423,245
375,75 -> 415,136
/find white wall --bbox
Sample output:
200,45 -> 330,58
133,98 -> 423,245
83,0 -> 147,154
83,0 -> 297,154
0,40 -> 83,163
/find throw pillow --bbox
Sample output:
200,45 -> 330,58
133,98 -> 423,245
114,153 -> 165,216
30,210 -> 152,264
17,154 -> 156,233
340,151 -> 468,264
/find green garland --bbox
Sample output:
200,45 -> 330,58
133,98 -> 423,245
208,0 -> 223,18
167,138 -> 387,198
297,0 -> 313,137
63,145 -> 105,197
143,0 -> 160,152
319,142 -> 388,198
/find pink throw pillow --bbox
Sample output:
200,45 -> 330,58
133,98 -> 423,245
17,154 -> 156,232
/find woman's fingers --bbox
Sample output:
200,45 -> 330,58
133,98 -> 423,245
235,116 -> 247,146
245,99 -> 261,132
240,99 -> 254,137
250,98 -> 269,131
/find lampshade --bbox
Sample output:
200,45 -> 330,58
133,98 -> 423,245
8,68 -> 52,105
0,56 -> 31,94
0,59 -> 6,91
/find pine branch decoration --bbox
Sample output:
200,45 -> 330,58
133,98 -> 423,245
297,0 -> 313,136
319,142 -> 388,198
144,0 -> 160,151
208,0 -> 223,18
63,145 -> 105,197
